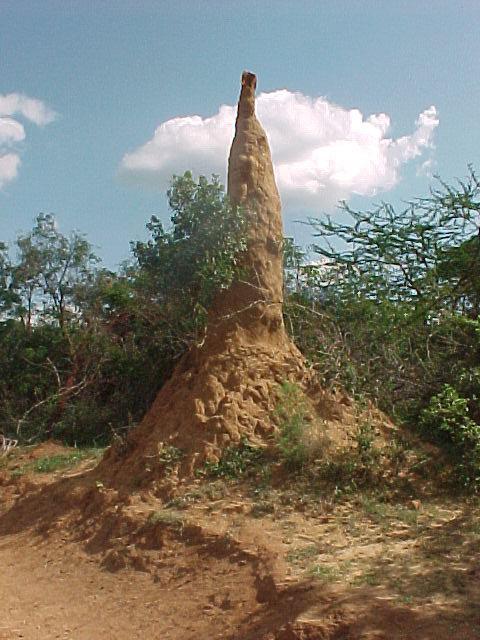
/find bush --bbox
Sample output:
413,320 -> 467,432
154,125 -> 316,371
204,439 -> 265,479
274,382 -> 311,471
419,384 -> 480,488
0,174 -> 247,446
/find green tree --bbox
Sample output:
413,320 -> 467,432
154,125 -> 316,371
0,215 -> 102,442
11,213 -> 99,329
309,168 -> 480,309
132,172 -> 246,344
0,242 -> 18,314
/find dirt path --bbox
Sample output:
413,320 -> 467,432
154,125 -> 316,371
0,528 -> 264,640
1,522 -> 479,640
2,501 -> 479,640
1,531 -> 170,639
1,447 -> 480,639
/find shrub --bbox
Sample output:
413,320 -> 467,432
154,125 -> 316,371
204,439 -> 265,479
419,384 -> 480,488
274,382 -> 310,471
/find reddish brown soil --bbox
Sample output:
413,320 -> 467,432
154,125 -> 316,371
0,448 -> 479,640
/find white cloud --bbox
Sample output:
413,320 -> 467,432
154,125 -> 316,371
0,117 -> 25,146
120,90 -> 439,214
0,93 -> 57,126
0,93 -> 57,190
0,153 -> 21,190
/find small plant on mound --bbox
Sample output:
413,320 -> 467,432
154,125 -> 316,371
250,500 -> 275,518
354,421 -> 382,480
274,381 -> 310,471
308,564 -> 341,583
157,445 -> 184,472
204,439 -> 266,479
147,509 -> 184,531
312,423 -> 387,494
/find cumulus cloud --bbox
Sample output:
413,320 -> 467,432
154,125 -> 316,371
0,93 -> 57,189
0,94 -> 57,126
120,90 -> 439,214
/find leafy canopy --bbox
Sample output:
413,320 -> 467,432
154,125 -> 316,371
309,168 -> 480,313
132,172 -> 246,314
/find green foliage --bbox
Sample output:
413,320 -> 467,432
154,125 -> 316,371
355,422 -> 381,469
420,385 -> 477,443
32,451 -> 97,473
157,445 -> 184,473
157,445 -> 183,464
0,242 -> 17,313
286,544 -> 319,563
310,168 -> 480,309
274,381 -> 309,470
12,213 -> 99,327
308,564 -> 340,582
291,170 -> 480,402
420,385 -> 480,488
0,174 -> 246,446
1,165 -> 479,494
11,449 -> 102,476
313,430 -> 382,494
204,439 -> 265,479
133,171 -> 246,328
280,170 -> 480,489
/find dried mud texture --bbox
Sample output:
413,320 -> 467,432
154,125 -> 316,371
100,71 -> 321,486
1,465 -> 479,640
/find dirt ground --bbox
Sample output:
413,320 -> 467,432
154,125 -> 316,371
0,444 -> 479,640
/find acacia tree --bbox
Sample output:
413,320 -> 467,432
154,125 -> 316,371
310,169 -> 480,310
0,215 -> 101,440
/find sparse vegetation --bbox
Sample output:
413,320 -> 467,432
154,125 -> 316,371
250,500 -> 275,518
308,564 -> 341,582
33,451 -> 100,473
157,445 -> 184,471
0,174 -> 246,447
9,448 -> 103,476
147,509 -> 185,530
0,169 -> 478,492
204,439 -> 266,479
274,381 -> 310,470
284,170 -> 480,490
287,544 -> 319,563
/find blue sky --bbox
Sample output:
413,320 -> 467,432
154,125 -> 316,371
1,0 -> 479,267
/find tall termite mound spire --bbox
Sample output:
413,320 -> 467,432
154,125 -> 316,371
102,72 -> 307,486
209,71 -> 286,345
228,73 -> 283,318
